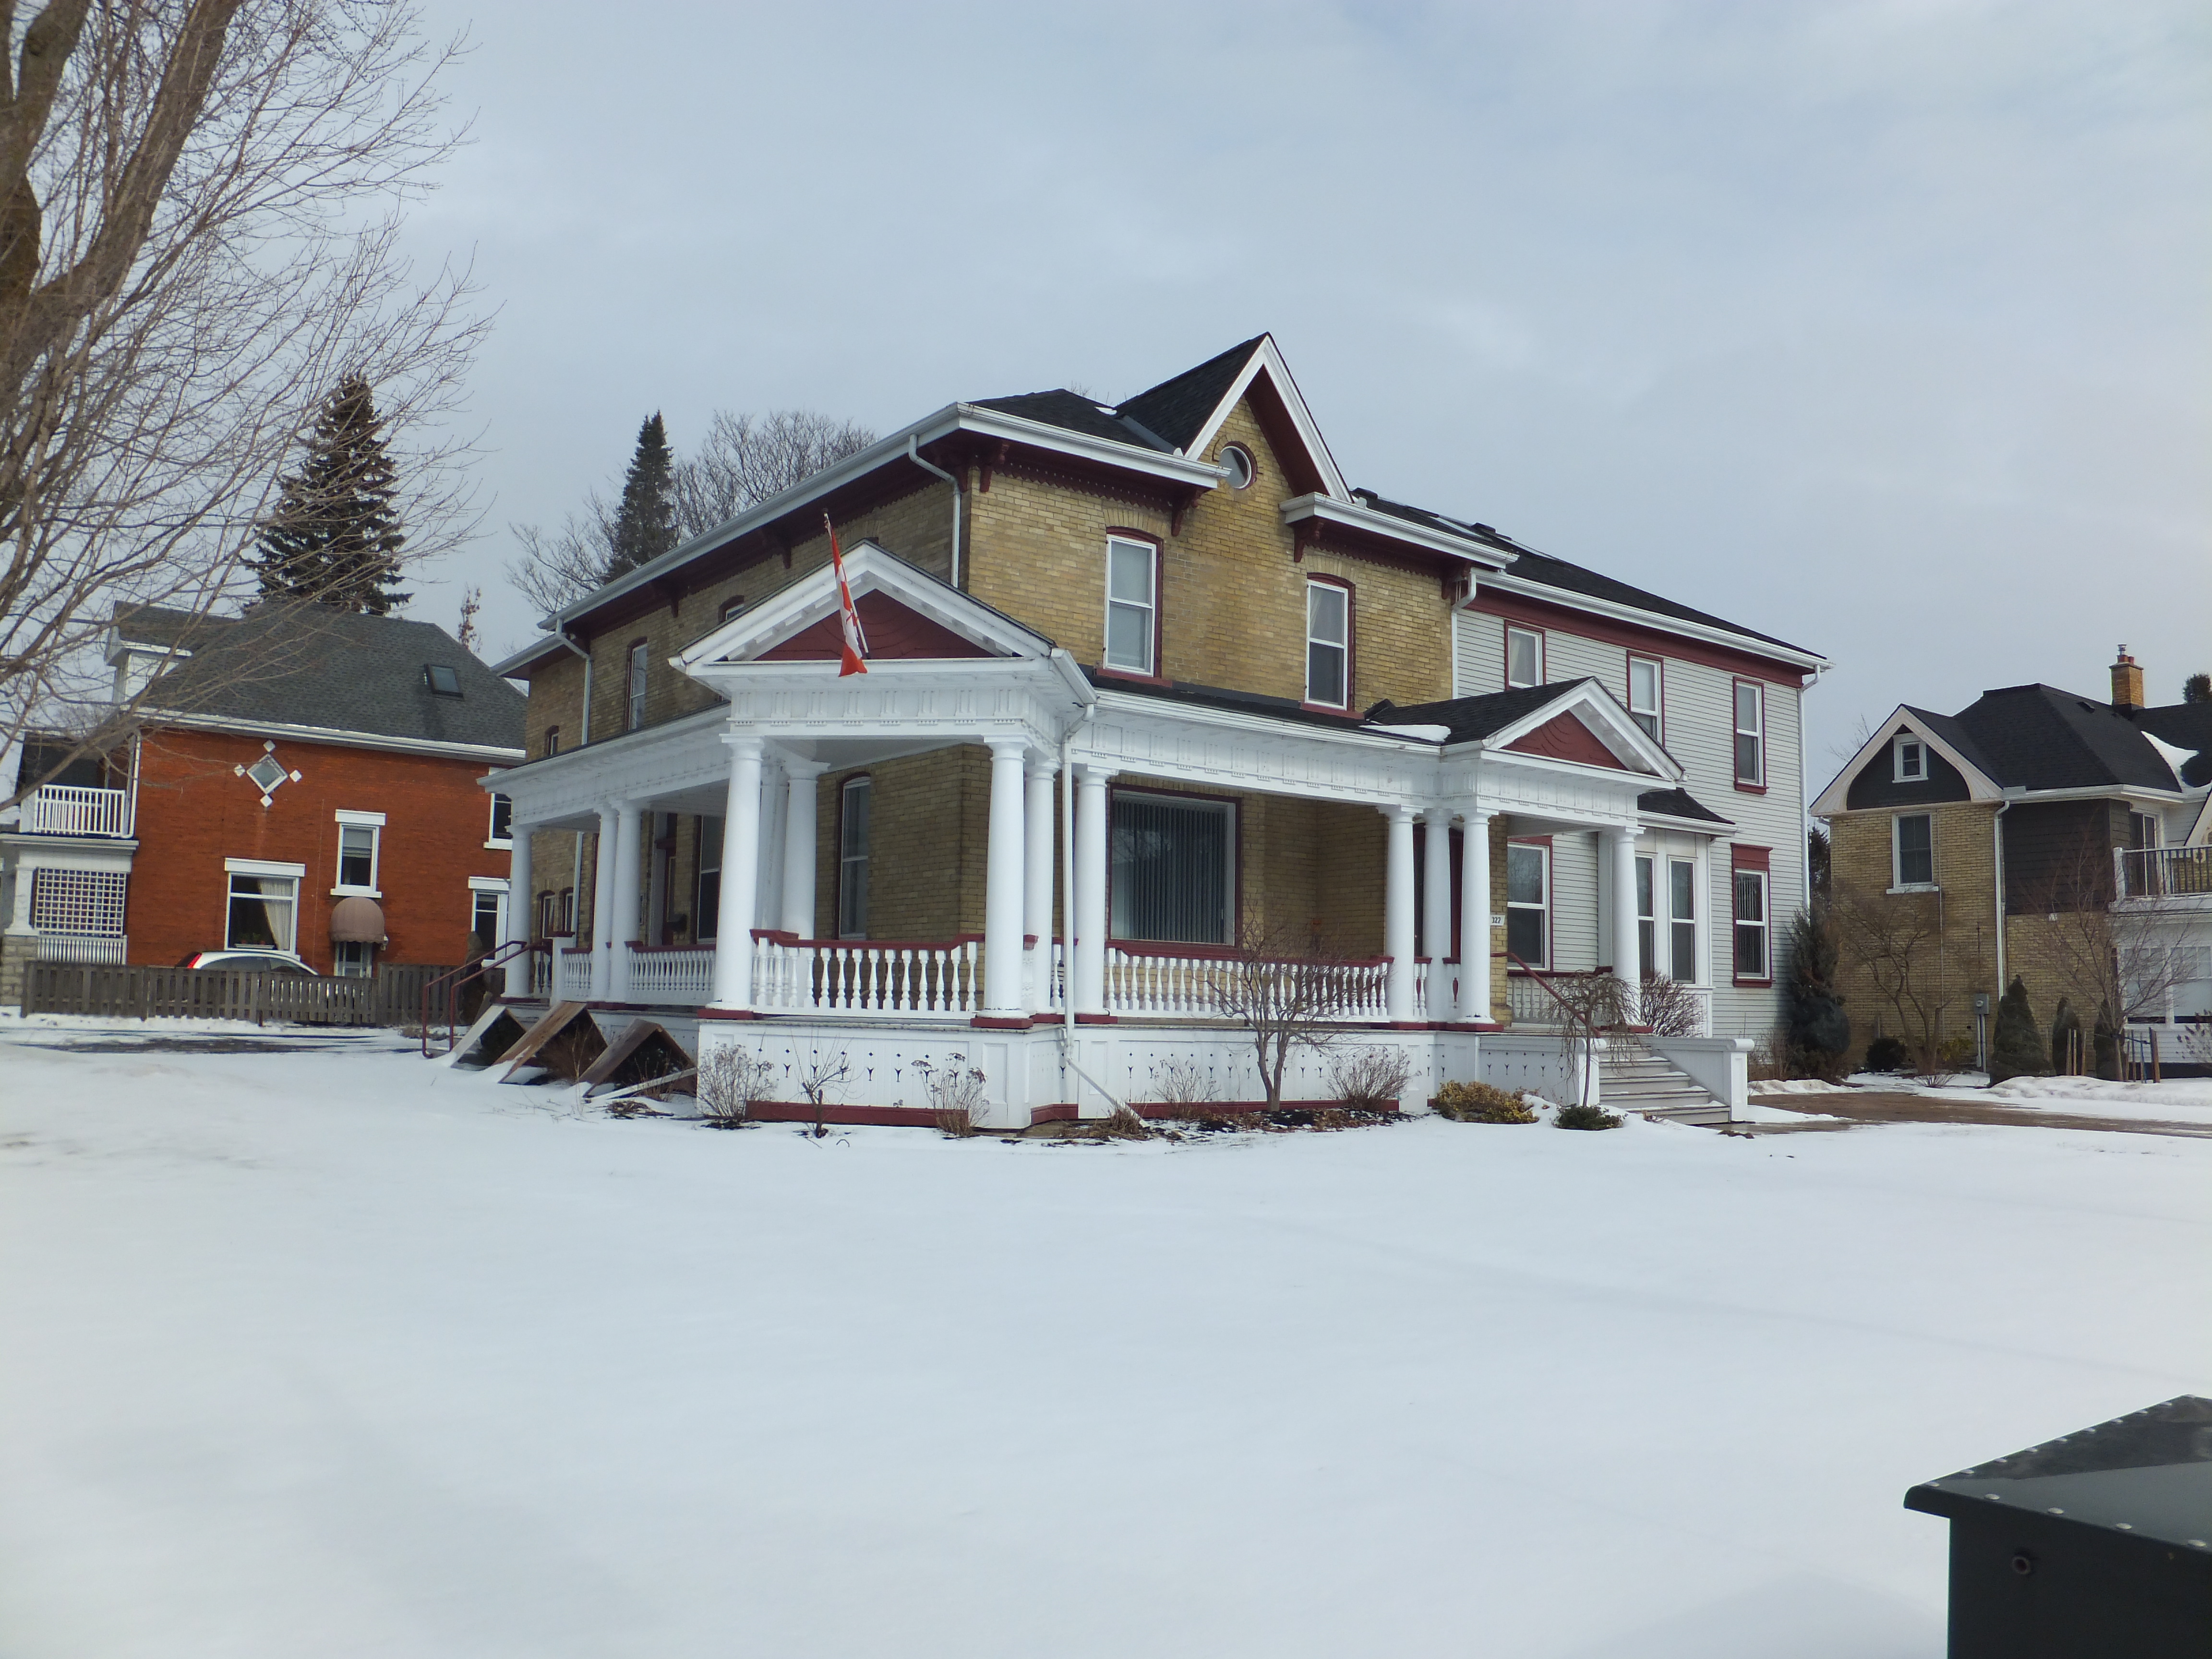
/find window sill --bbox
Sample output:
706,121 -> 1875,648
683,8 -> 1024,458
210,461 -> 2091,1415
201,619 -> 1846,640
330,887 -> 382,900
1298,701 -> 1358,720
485,839 -> 514,850
1732,780 -> 1768,794
1095,665 -> 1168,688
1887,883 -> 1940,895
1733,976 -> 1774,988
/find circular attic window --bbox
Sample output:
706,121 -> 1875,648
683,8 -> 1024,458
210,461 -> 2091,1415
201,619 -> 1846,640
1219,443 -> 1254,490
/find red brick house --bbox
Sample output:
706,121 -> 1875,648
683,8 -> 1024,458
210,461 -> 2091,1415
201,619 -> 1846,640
1,602 -> 525,1007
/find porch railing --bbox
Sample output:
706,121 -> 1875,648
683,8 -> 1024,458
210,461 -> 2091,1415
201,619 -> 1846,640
628,943 -> 714,1005
552,946 -> 591,1002
753,932 -> 983,1017
1102,944 -> 1390,1021
34,931 -> 128,964
1504,964 -> 1713,1036
2117,845 -> 2212,901
17,783 -> 132,837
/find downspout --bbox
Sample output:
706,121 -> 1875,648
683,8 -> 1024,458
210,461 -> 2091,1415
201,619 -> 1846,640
1993,797 -> 2012,989
1057,703 -> 1128,1114
906,436 -> 963,591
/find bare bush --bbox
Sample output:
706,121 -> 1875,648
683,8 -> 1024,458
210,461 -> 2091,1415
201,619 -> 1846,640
795,1050 -> 851,1139
697,1044 -> 778,1126
1101,1105 -> 1152,1140
1325,1046 -> 1413,1110
1636,974 -> 1703,1037
1206,918 -> 1362,1108
1146,1055 -> 1219,1106
913,1052 -> 986,1138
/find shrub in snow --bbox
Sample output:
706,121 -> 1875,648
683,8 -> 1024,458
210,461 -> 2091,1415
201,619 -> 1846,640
2050,998 -> 2083,1076
1432,1081 -> 1536,1124
913,1054 -> 986,1138
1988,976 -> 2049,1084
1783,906 -> 1850,1078
1637,974 -> 1705,1038
1326,1046 -> 1413,1110
795,1052 -> 852,1138
1553,1101 -> 1623,1130
697,1046 -> 778,1126
1863,1034 -> 1910,1073
1146,1056 -> 1219,1106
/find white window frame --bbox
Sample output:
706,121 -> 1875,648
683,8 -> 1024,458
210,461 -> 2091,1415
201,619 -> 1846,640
1668,856 -> 1698,984
469,875 -> 509,952
1505,841 -> 1550,970
626,641 -> 649,732
1304,579 -> 1350,709
224,857 -> 304,954
331,940 -> 376,978
1635,853 -> 1656,979
332,810 -> 384,897
1733,680 -> 1766,787
1505,625 -> 1544,690
1892,735 -> 1928,783
1104,536 -> 1157,675
837,776 -> 871,939
486,792 -> 514,849
1732,867 -> 1770,983
1627,655 -> 1662,743
1891,812 -> 1936,891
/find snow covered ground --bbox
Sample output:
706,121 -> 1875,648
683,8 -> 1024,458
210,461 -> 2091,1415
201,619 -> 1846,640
3,1030 -> 2208,1659
1755,1071 -> 2212,1124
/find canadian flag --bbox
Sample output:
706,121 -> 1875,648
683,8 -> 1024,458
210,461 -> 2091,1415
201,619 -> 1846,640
827,513 -> 868,676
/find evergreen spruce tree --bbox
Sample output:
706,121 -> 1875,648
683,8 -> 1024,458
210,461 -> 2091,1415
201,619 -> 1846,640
1783,904 -> 1849,1077
2185,672 -> 2211,705
1988,975 -> 2047,1084
605,412 -> 677,579
252,375 -> 409,613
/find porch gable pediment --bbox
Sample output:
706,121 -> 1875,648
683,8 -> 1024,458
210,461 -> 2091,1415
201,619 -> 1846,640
1506,711 -> 1635,770
673,541 -> 1055,675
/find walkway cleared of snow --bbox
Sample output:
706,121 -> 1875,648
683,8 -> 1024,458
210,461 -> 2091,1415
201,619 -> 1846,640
2,1033 -> 2207,1659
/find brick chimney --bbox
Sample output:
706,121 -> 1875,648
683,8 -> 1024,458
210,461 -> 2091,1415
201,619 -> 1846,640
2110,645 -> 2145,710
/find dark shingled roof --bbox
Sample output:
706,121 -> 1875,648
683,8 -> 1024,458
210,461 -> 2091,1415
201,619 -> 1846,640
1470,533 -> 1814,657
1946,685 -> 2186,793
1362,681 -> 1593,745
118,601 -> 525,752
1637,787 -> 1732,827
967,389 -> 1169,454
2140,702 -> 2212,789
1114,336 -> 1265,454
1080,665 -> 1374,733
1899,706 -> 1999,781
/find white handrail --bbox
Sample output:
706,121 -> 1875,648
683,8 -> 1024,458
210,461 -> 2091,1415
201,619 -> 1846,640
751,937 -> 982,1018
20,784 -> 132,837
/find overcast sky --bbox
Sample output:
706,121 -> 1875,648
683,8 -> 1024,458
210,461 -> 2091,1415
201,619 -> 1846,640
397,0 -> 2210,792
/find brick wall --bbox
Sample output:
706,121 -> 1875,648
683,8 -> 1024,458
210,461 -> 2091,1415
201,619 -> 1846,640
125,725 -> 512,971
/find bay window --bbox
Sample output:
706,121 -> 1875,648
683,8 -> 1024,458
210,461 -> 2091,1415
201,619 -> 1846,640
1111,791 -> 1233,944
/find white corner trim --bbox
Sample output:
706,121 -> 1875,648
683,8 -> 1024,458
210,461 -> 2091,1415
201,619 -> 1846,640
226,857 -> 305,878
334,809 -> 387,827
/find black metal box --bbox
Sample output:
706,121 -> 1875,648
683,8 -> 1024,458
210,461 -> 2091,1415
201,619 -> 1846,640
1905,1395 -> 2212,1658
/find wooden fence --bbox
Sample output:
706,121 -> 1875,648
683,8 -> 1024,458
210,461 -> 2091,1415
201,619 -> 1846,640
24,962 -> 455,1027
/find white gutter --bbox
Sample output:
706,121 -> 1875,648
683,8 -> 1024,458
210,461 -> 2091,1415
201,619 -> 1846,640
1479,570 -> 1830,673
1280,493 -> 1511,570
137,709 -> 525,764
1993,794 -> 2014,988
904,436 -> 964,591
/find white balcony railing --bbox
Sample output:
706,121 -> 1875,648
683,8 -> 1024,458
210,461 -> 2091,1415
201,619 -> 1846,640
627,944 -> 714,1005
753,934 -> 982,1018
34,932 -> 128,963
1103,947 -> 1390,1021
19,784 -> 132,837
2117,845 -> 2212,902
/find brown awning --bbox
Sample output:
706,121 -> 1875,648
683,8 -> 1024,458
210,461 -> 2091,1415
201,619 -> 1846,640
329,896 -> 387,943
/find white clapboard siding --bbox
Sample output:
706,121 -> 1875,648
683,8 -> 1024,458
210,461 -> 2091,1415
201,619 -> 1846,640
1547,830 -> 1600,972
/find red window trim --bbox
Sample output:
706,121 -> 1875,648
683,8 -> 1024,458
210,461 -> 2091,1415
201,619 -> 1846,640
1103,528 -> 1164,681
1106,782 -> 1242,947
1303,571 -> 1356,713
1731,676 -> 1767,793
1625,650 -> 1664,745
1730,845 -> 1772,986
1504,620 -> 1546,689
1459,590 -> 1812,688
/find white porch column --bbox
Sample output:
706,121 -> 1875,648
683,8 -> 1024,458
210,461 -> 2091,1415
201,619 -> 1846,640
608,800 -> 644,1002
1383,805 -> 1417,1022
982,737 -> 1029,1018
502,824 -> 534,998
1422,805 -> 1454,1022
779,759 -> 827,938
1457,809 -> 1494,1024
1024,754 -> 1058,1011
709,736 -> 764,1010
1072,764 -> 1114,1016
588,804 -> 620,1002
1604,824 -> 1641,1023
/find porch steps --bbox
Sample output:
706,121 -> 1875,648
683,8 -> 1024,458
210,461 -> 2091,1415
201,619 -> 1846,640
1600,1048 -> 1731,1126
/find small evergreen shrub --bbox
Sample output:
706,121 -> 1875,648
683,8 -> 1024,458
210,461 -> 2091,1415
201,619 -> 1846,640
1987,976 -> 2049,1084
1432,1081 -> 1537,1124
2050,998 -> 2082,1075
1863,1034 -> 1911,1073
1553,1102 -> 1624,1130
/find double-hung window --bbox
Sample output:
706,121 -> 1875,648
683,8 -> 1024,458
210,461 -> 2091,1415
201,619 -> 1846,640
1505,842 -> 1549,969
1668,858 -> 1697,982
696,816 -> 723,940
1733,862 -> 1769,982
1110,791 -> 1233,944
1733,681 -> 1766,787
1893,813 -> 1935,889
334,811 -> 383,895
226,860 -> 302,953
487,793 -> 514,847
1893,736 -> 1928,782
1635,854 -> 1657,979
1104,537 -> 1156,675
626,641 -> 649,732
837,777 -> 871,938
1305,580 -> 1350,708
1628,656 -> 1662,742
1505,625 -> 1543,689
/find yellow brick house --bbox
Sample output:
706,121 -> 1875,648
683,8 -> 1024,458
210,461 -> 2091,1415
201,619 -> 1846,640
486,337 -> 1828,1125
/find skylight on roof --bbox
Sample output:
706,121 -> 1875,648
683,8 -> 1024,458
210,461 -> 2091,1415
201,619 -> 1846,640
424,663 -> 462,697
